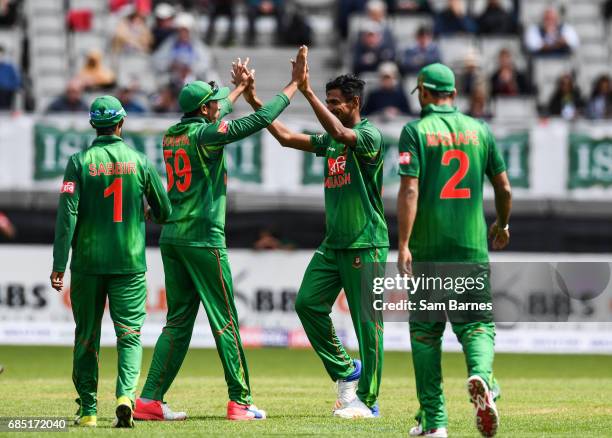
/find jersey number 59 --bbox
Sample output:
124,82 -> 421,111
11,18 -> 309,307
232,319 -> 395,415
164,148 -> 192,192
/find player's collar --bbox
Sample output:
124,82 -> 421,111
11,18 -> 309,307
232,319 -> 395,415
180,116 -> 207,124
421,104 -> 457,116
92,135 -> 122,145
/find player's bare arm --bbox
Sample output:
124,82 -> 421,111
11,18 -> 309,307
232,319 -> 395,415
488,171 -> 512,250
397,176 -> 419,275
237,66 -> 314,152
300,73 -> 358,147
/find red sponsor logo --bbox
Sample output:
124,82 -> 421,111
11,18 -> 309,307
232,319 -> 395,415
399,152 -> 411,165
217,121 -> 229,134
61,181 -> 75,194
327,155 -> 346,176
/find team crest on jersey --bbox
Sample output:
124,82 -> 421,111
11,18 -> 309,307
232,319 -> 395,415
399,152 -> 411,165
61,181 -> 75,194
352,256 -> 362,269
217,121 -> 230,134
328,155 -> 346,176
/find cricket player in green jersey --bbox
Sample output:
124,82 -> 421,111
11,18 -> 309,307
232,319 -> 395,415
50,96 -> 171,428
133,47 -> 309,422
238,59 -> 388,418
396,63 -> 512,438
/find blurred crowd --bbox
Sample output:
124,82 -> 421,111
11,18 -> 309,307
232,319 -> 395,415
345,0 -> 611,121
1,0 -> 612,121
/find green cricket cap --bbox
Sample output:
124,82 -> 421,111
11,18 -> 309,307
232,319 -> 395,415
411,63 -> 456,94
178,80 -> 230,113
89,95 -> 127,128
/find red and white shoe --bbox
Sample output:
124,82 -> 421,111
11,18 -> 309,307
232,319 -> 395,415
226,401 -> 266,420
133,398 -> 187,421
408,423 -> 448,437
468,375 -> 499,437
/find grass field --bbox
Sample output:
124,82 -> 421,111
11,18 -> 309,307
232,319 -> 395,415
0,346 -> 611,437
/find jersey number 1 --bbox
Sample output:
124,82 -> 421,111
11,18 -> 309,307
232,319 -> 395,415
440,150 -> 471,199
104,178 -> 123,222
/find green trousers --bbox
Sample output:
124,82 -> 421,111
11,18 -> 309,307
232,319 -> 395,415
410,321 -> 497,430
70,272 -> 147,416
409,262 -> 498,429
141,245 -> 251,405
295,246 -> 388,408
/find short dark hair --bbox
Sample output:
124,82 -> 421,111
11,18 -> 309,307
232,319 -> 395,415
428,89 -> 454,99
96,122 -> 119,136
326,74 -> 365,102
184,100 -> 212,118
416,25 -> 432,37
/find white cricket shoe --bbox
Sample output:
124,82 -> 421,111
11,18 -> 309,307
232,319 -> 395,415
333,397 -> 379,419
334,359 -> 361,411
468,375 -> 499,437
409,423 -> 448,437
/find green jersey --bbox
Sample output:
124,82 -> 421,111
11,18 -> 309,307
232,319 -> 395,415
159,94 -> 290,247
310,118 -> 389,249
398,104 -> 506,262
52,135 -> 171,274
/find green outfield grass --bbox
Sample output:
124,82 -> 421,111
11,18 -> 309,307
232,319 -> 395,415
0,346 -> 611,437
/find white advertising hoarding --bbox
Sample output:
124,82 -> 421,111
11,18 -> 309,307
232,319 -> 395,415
0,246 -> 611,354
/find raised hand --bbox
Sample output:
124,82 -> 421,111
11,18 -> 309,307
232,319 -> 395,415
231,57 -> 252,88
243,69 -> 258,106
290,45 -> 309,90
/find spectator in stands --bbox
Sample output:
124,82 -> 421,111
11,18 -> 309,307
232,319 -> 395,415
46,79 -> 88,113
253,227 -> 295,250
117,84 -> 147,114
336,0 -> 367,40
246,0 -> 285,46
525,7 -> 579,56
169,60 -> 196,89
362,62 -> 411,119
361,0 -> 395,48
477,0 -> 516,35
586,74 -> 612,119
398,25 -> 441,75
0,45 -> 20,110
387,0 -> 431,15
467,84 -> 493,119
111,5 -> 153,54
434,0 -> 477,36
205,0 -> 236,46
457,49 -> 483,95
0,0 -> 18,27
282,3 -> 313,46
151,83 -> 180,113
0,211 -> 15,240
152,3 -> 176,51
153,13 -> 217,80
490,48 -> 531,97
352,21 -> 396,75
548,73 -> 584,120
76,49 -> 116,91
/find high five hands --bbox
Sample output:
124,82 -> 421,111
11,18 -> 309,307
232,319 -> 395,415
230,45 -> 310,101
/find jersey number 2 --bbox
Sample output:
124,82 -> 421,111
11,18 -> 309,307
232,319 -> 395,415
164,148 -> 192,192
440,150 -> 471,199
104,178 -> 123,222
